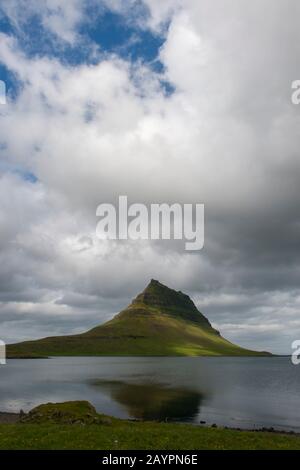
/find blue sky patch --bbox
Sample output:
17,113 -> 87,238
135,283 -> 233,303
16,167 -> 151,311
0,3 -> 174,99
86,10 -> 165,66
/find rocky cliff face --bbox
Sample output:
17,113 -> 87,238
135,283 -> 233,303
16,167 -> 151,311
128,279 -> 212,327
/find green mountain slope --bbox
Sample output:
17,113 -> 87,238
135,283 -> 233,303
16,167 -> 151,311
7,280 -> 271,357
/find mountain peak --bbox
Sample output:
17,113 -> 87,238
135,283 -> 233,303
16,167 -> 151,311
130,279 -> 211,326
148,279 -> 161,288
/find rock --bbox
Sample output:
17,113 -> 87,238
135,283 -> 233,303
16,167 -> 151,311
19,400 -> 112,426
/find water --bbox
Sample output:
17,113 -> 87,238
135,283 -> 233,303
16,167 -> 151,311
0,356 -> 299,432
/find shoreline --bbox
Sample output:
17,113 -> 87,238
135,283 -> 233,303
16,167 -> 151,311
0,409 -> 298,436
7,354 -> 290,359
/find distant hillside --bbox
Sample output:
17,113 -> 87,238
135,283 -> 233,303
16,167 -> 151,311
7,280 -> 271,357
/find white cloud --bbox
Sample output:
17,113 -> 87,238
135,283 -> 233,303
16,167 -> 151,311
1,0 -> 85,44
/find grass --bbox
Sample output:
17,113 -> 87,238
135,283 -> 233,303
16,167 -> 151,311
7,307 -> 269,358
0,401 -> 299,450
0,420 -> 300,450
18,400 -> 112,425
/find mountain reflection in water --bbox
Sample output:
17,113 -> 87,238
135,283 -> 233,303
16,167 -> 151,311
90,380 -> 204,421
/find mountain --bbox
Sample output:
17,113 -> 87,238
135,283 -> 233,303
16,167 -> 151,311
7,280 -> 270,357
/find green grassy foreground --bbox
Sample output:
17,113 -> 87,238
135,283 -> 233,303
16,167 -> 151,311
0,401 -> 299,450
1,421 -> 300,450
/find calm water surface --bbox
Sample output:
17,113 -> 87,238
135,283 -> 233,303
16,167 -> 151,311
0,357 -> 299,431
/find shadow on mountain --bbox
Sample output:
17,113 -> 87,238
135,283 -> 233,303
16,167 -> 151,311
89,380 -> 204,421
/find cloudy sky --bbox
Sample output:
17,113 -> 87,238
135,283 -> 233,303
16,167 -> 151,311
0,0 -> 300,354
